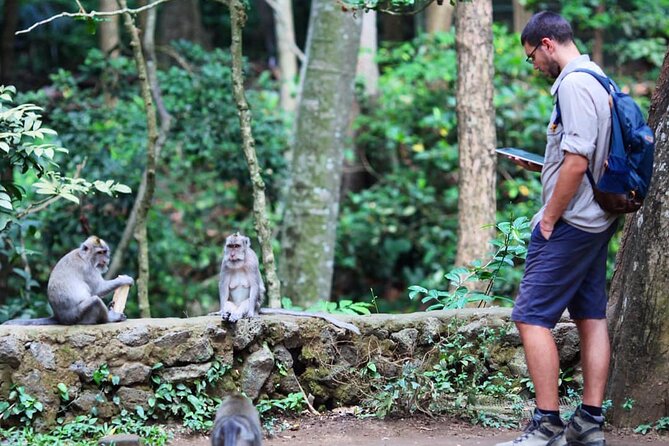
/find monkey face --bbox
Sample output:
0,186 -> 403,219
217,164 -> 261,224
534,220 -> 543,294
224,234 -> 250,267
80,236 -> 111,273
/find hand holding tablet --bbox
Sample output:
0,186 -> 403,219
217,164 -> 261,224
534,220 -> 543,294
496,147 -> 544,172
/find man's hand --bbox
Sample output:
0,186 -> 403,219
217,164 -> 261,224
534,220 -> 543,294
505,156 -> 543,172
540,219 -> 554,240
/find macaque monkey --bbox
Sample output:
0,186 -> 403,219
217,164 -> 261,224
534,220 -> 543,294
3,236 -> 133,325
211,393 -> 263,446
216,233 -> 361,335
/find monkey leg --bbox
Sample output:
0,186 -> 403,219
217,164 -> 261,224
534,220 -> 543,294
228,298 -> 256,322
221,301 -> 238,321
75,295 -> 125,324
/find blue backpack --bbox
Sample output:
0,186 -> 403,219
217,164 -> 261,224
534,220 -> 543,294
555,68 -> 655,214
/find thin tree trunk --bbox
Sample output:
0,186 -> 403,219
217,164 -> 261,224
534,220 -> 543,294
592,2 -> 605,67
454,1 -> 496,275
607,47 -> 669,426
279,0 -> 362,307
357,10 -> 379,97
0,0 -> 18,299
272,0 -> 299,113
0,0 -> 19,85
425,1 -> 453,34
512,0 -> 532,34
99,0 -> 120,58
107,3 -> 172,285
215,0 -> 282,308
159,0 -> 210,49
118,0 -> 159,318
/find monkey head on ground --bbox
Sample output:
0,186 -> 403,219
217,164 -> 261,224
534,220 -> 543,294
3,236 -> 134,325
211,393 -> 263,446
216,232 -> 360,334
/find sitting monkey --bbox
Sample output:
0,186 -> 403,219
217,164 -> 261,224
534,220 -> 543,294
211,393 -> 263,446
3,236 -> 133,325
215,233 -> 360,334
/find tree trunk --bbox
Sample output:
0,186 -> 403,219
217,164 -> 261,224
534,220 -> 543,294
0,0 -> 19,85
272,0 -> 299,113
159,0 -> 211,49
107,4 -> 172,299
357,10 -> 379,97
280,0 -> 362,307
454,0 -> 496,272
607,47 -> 669,426
425,1 -> 454,34
99,0 -> 120,58
119,0 -> 159,318
512,0 -> 532,34
592,2 -> 605,67
222,0 -> 283,308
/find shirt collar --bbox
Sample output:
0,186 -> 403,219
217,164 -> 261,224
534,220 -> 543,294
550,54 -> 591,96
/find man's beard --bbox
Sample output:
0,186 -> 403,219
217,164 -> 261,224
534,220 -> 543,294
547,60 -> 561,79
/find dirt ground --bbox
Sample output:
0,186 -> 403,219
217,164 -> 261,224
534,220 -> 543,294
171,412 -> 669,446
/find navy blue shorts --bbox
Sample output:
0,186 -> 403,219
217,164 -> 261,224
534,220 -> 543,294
512,219 -> 617,329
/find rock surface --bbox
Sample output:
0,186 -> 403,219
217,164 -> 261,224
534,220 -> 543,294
0,309 -> 580,429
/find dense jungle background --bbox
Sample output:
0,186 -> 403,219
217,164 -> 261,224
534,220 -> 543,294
0,0 -> 666,320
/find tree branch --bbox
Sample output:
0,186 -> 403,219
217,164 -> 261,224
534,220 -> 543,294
216,0 -> 282,307
117,0 -> 160,318
16,0 -> 173,35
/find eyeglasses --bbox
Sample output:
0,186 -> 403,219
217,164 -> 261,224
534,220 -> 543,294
526,41 -> 542,64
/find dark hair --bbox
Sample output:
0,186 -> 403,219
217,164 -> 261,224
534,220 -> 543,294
521,11 -> 574,46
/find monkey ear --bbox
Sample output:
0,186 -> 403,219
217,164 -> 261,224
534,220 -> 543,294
243,236 -> 250,247
80,243 -> 89,251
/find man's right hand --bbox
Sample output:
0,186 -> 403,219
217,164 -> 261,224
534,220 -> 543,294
506,156 -> 543,172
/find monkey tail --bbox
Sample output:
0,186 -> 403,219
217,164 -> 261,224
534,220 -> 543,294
259,308 -> 361,335
2,317 -> 58,326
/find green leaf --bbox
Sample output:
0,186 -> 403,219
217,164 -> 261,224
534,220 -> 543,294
113,184 -> 132,194
61,193 -> 80,204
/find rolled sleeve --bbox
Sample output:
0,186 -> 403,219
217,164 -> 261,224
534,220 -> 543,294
557,75 -> 598,160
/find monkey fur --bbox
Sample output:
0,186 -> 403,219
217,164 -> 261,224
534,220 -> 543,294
3,236 -> 133,325
216,233 -> 360,334
211,393 -> 263,446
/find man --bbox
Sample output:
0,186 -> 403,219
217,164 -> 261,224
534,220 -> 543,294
496,11 -> 617,446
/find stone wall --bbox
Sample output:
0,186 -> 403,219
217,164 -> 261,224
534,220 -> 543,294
0,308 -> 580,428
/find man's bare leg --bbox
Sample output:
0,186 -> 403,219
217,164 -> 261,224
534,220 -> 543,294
516,322 -> 560,410
574,318 -> 610,407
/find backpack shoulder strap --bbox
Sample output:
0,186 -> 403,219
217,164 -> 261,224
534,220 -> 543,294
553,68 -> 615,127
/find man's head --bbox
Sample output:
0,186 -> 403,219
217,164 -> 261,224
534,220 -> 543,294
521,12 -> 578,79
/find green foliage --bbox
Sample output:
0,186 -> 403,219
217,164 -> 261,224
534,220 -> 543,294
0,85 -> 129,231
147,360 -> 230,432
408,217 -> 530,309
0,386 -> 44,424
1,42 -> 288,319
0,412 -> 170,446
526,0 -> 669,70
338,27 -> 548,308
622,397 -> 635,411
280,296 -> 376,315
361,321 -> 542,426
256,392 -> 306,416
0,360 -> 232,444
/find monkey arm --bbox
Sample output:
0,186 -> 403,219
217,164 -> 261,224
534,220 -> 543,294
94,275 -> 134,297
259,308 -> 361,335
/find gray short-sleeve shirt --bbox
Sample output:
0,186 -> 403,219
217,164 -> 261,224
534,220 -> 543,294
531,55 -> 618,233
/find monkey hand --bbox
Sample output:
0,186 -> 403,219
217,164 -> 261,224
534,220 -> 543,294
117,275 -> 135,286
227,311 -> 243,323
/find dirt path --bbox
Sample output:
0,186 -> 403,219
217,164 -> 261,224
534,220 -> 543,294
171,414 -> 669,446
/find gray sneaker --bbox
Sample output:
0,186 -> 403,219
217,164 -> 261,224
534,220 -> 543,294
563,406 -> 606,445
496,410 -> 566,446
